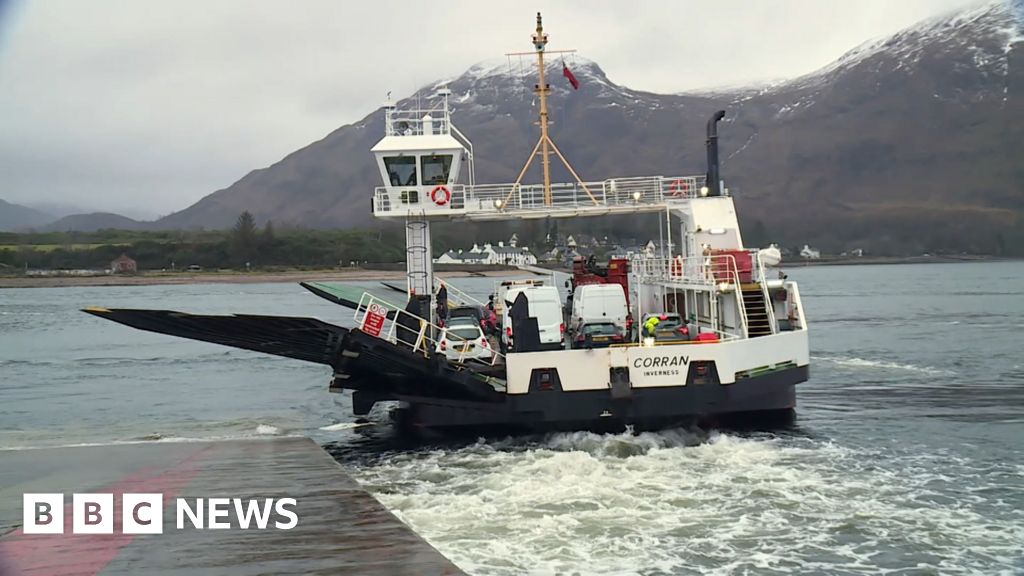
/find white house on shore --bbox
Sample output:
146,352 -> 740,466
800,244 -> 821,259
436,237 -> 537,266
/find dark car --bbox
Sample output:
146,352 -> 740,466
449,305 -> 483,324
652,314 -> 690,343
572,321 -> 624,349
448,305 -> 497,335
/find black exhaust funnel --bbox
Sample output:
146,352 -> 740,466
705,110 -> 726,196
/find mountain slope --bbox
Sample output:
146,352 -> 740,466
0,199 -> 55,231
156,0 -> 1024,254
720,0 -> 1024,253
39,212 -> 146,232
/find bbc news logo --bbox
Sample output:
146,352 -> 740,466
23,494 -> 298,534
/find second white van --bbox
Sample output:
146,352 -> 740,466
570,284 -> 628,333
501,285 -> 565,352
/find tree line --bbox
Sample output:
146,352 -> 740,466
2,208 -> 1018,273
0,211 -> 407,271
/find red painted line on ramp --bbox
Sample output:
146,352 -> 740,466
0,446 -> 211,576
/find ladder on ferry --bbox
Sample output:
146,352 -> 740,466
741,284 -> 773,338
405,218 -> 432,299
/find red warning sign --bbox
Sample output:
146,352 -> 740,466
362,302 -> 386,337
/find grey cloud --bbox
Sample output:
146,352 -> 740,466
0,0 -> 983,216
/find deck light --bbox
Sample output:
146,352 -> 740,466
632,191 -> 641,201
700,186 -> 709,197
494,198 -> 504,209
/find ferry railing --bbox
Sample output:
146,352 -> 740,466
371,174 -> 713,217
753,251 -> 778,335
351,291 -> 405,323
385,107 -> 451,136
784,281 -> 807,331
630,254 -> 751,340
354,292 -> 504,368
435,278 -> 487,308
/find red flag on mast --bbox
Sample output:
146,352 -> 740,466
562,61 -> 579,90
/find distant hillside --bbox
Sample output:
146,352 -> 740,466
156,0 -> 1024,254
39,212 -> 147,232
0,199 -> 55,231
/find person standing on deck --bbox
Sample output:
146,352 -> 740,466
644,314 -> 663,337
436,282 -> 449,326
485,307 -> 497,335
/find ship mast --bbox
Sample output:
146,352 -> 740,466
505,12 -> 597,207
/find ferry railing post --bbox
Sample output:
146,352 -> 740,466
413,322 -> 428,357
387,306 -> 400,343
755,251 -> 777,334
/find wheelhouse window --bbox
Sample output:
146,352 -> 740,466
384,156 -> 417,187
420,154 -> 453,186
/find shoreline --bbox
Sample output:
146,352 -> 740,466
0,268 -> 527,289
0,256 -> 1014,289
528,254 -> 1012,275
786,254 -> 1008,267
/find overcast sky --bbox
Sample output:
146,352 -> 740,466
0,0 -> 982,219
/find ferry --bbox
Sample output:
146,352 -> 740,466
86,14 -> 809,434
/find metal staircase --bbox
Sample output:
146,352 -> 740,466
741,284 -> 773,338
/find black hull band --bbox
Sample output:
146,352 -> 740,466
393,365 -> 808,434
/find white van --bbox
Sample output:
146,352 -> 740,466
493,279 -> 544,315
501,285 -> 565,352
570,284 -> 628,333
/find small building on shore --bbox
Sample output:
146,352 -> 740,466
435,240 -> 537,266
110,254 -> 137,273
799,245 -> 821,259
435,250 -> 490,265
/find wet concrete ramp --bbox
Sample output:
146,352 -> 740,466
0,438 -> 464,575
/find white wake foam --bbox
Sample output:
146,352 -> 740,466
350,431 -> 1023,575
319,422 -> 372,432
255,424 -> 281,435
813,355 -> 955,376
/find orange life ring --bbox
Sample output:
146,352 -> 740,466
431,185 -> 451,206
669,179 -> 689,198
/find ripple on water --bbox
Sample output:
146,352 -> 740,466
811,355 -> 955,376
349,430 -> 1024,576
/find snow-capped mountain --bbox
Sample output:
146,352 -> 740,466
157,0 -> 1023,255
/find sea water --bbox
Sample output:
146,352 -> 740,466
1,263 -> 1022,574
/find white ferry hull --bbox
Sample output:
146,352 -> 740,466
369,330 -> 810,434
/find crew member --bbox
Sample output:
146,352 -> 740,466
485,307 -> 498,335
644,314 -> 664,337
435,282 -> 448,325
